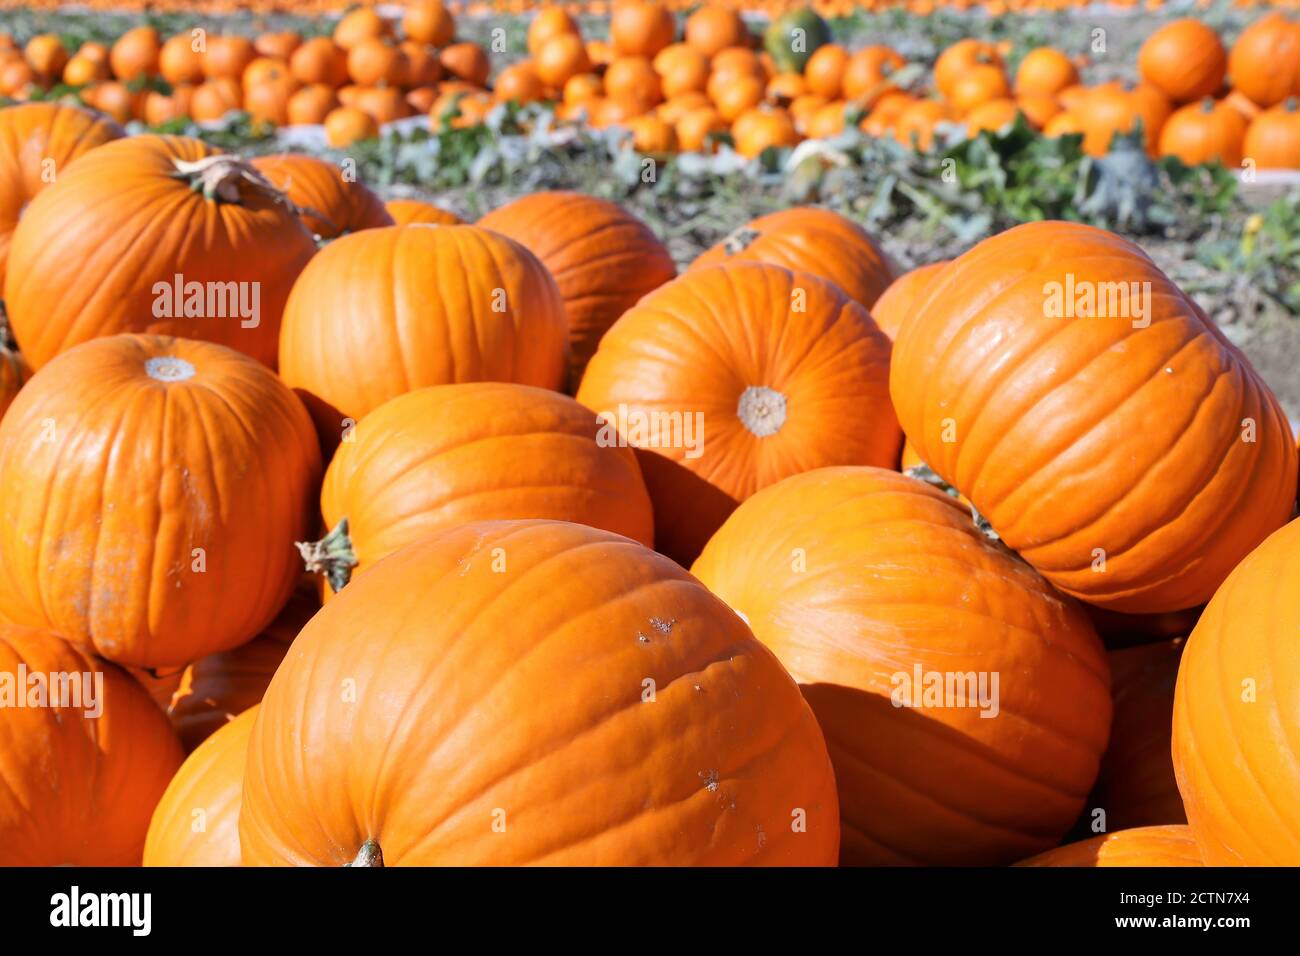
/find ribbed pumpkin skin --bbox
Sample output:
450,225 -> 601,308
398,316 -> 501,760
251,153 -> 393,238
241,520 -> 839,866
0,102 -> 123,285
166,590 -> 315,752
320,382 -> 654,596
144,705 -> 256,867
691,467 -> 1112,866
690,207 -> 895,313
576,262 -> 900,565
1136,19 -> 1226,105
1094,639 -> 1187,830
278,224 -> 568,449
478,191 -> 677,386
0,624 -> 183,865
4,135 -> 316,370
891,221 -> 1297,614
1016,825 -> 1202,867
384,198 -> 463,225
1173,516 -> 1300,865
0,335 -> 321,668
868,260 -> 948,340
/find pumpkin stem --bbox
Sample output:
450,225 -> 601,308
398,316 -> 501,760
904,461 -> 962,500
736,385 -> 787,437
295,518 -> 358,593
171,155 -> 336,233
722,226 -> 760,255
1286,96 -> 1298,113
1200,97 -> 1215,113
346,840 -> 384,867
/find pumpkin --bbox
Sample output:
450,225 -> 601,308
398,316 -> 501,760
576,262 -> 900,565
527,8 -> 578,58
763,9 -> 831,74
255,32 -> 301,61
478,191 -> 676,387
306,382 -> 654,598
1137,19 -> 1226,104
278,224 -> 568,451
165,589 -> 315,752
869,260 -> 949,340
250,153 -> 392,239
333,7 -> 392,51
160,33 -> 206,85
203,35 -> 256,81
536,34 -> 592,90
946,64 -> 1010,116
691,207 -> 893,315
1015,826 -> 1202,867
1013,47 -> 1078,98
965,98 -> 1019,137
610,2 -> 676,59
323,106 -> 378,147
803,44 -> 848,100
241,519 -> 839,865
890,221 -> 1298,613
934,38 -> 1002,99
1243,97 -> 1300,169
495,63 -> 546,105
0,102 -> 123,286
691,467 -> 1112,865
109,25 -> 160,82
404,0 -> 455,48
0,334 -> 321,668
1227,13 -> 1300,109
384,197 -> 462,225
684,5 -> 748,59
4,135 -> 316,370
1173,516 -> 1300,865
440,42 -> 491,87
894,98 -> 950,150
0,623 -> 184,865
143,705 -> 257,867
1157,97 -> 1247,166
289,36 -> 349,87
842,46 -> 906,104
1093,640 -> 1187,831
287,83 -> 339,125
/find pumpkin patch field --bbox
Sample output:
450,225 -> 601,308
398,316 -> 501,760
0,0 -> 1297,894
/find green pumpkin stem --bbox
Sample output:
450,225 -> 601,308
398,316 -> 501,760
296,518 -> 358,593
346,840 -> 384,867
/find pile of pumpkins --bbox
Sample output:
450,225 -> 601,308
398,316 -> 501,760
0,93 -> 1296,866
5,4 -> 1300,165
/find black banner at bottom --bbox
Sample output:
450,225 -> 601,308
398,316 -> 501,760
0,866 -> 1278,941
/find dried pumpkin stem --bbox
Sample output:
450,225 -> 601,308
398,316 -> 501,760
170,154 -> 337,233
346,840 -> 384,867
296,518 -> 358,593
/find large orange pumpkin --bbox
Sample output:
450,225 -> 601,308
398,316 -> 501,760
869,260 -> 949,340
1137,19 -> 1226,105
890,221 -> 1297,614
690,207 -> 895,313
1014,47 -> 1078,98
240,519 -> 839,865
1016,825 -> 1202,867
692,467 -> 1111,865
250,153 -> 392,239
164,589 -> 315,752
0,335 -> 321,668
143,705 -> 257,867
0,623 -> 183,864
1227,14 -> 1300,109
577,262 -> 899,566
307,382 -> 654,597
1093,639 -> 1187,830
278,224 -> 567,451
1173,516 -> 1300,865
478,191 -> 676,386
0,102 -> 122,286
4,135 -> 316,370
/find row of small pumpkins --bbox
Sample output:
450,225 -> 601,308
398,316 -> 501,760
9,5 -> 1300,165
0,101 -> 1296,865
